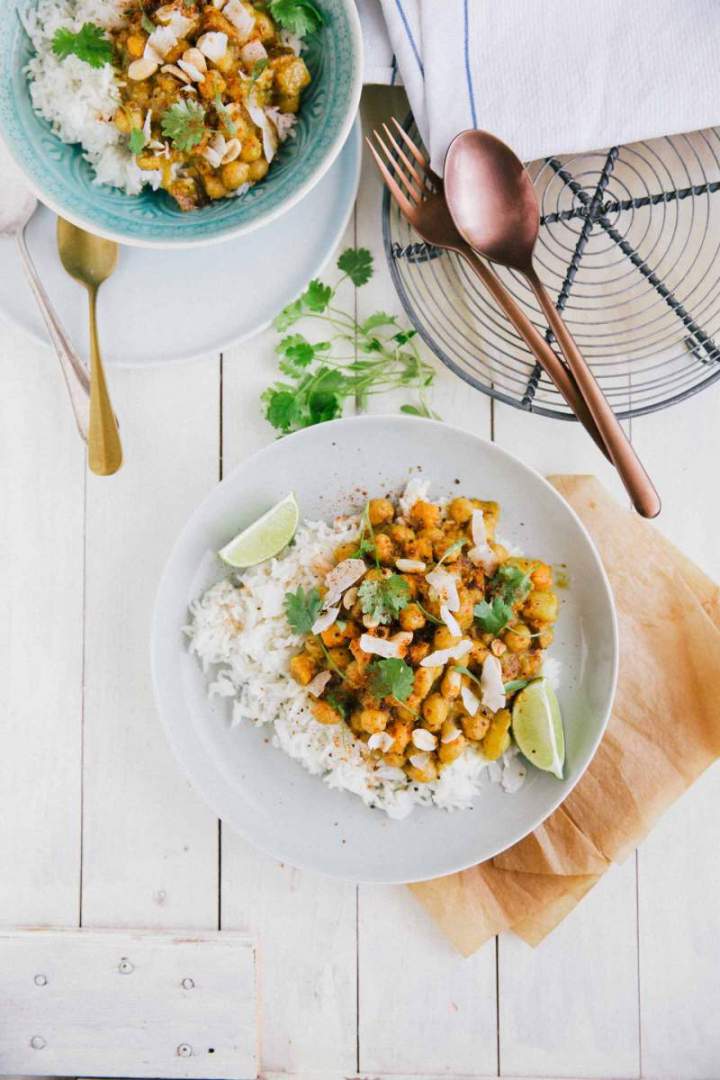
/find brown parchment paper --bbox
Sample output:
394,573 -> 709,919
410,475 -> 720,955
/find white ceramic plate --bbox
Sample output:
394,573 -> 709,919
0,122 -> 360,367
152,416 -> 618,883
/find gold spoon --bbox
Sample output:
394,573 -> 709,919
57,218 -> 123,476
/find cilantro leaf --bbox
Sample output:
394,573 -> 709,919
263,388 -> 298,432
474,596 -> 514,634
325,691 -> 347,720
128,127 -> 146,155
368,658 -> 414,702
284,586 -> 322,635
161,99 -> 206,152
491,563 -> 535,605
304,279 -> 332,312
268,0 -> 325,36
249,57 -> 269,88
357,574 -> 410,625
337,247 -> 373,286
274,297 -> 305,332
277,334 -> 318,371
361,311 -> 397,334
213,93 -> 237,136
52,23 -> 113,68
393,329 -> 417,345
141,13 -> 156,33
400,403 -> 434,419
504,678 -> 530,695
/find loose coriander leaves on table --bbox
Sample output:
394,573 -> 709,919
262,248 -> 438,434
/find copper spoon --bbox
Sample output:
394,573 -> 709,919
444,129 -> 661,519
367,120 -> 610,460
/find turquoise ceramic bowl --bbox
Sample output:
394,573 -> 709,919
0,1 -> 362,247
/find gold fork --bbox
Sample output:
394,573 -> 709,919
366,119 -> 610,459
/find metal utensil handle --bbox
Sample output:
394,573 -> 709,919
16,228 -> 89,442
459,247 -> 611,460
527,267 -> 661,518
86,285 -> 123,476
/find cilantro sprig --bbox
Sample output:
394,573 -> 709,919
284,585 -> 322,635
357,574 -> 410,625
128,127 -> 147,155
262,249 -> 437,434
474,596 -> 514,634
51,23 -> 113,68
161,99 -> 206,152
474,564 -> 537,633
267,0 -> 325,36
368,658 -> 414,702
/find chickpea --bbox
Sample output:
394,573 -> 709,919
344,660 -> 365,690
387,718 -> 412,754
433,533 -> 462,561
448,496 -> 474,524
455,590 -> 475,630
248,158 -> 269,182
500,653 -> 521,680
272,54 -> 311,96
399,603 -> 426,632
438,732 -> 467,765
368,497 -> 394,526
373,533 -> 395,565
126,32 -> 147,58
241,135 -> 263,162
404,534 -> 434,562
408,641 -> 430,666
389,522 -> 414,546
221,160 -> 251,190
405,758 -> 438,784
136,153 -> 166,171
409,500 -> 441,530
440,667 -> 462,700
422,693 -> 450,732
333,539 -> 357,563
470,640 -> 489,665
358,708 -> 389,734
203,175 -> 228,200
319,621 -> 345,648
328,646 -> 352,670
399,573 -> 419,598
200,70 -> 227,100
519,652 -> 543,679
278,93 -> 301,114
462,710 -> 490,742
524,590 -> 558,626
311,699 -> 343,726
531,562 -> 553,591
481,709 -> 512,760
504,622 -> 532,653
491,542 -> 509,562
408,666 -> 440,706
433,625 -> 460,650
254,10 -> 277,41
114,108 -> 131,134
289,652 -> 316,686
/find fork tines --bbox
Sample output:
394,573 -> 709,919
366,117 -> 430,217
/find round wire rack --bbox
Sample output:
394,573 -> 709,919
383,122 -> 720,420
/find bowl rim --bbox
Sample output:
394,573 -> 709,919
0,0 -> 364,250
151,415 -> 620,884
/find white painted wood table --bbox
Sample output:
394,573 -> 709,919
2,88 -> 720,1080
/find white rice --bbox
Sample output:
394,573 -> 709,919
185,483 -> 563,819
22,0 -> 150,194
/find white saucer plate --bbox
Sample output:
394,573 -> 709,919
0,121 -> 360,368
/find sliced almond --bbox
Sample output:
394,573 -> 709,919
368,731 -> 394,753
342,586 -> 358,610
440,721 -> 461,744
306,670 -> 332,698
197,31 -> 228,62
323,558 -> 367,609
161,62 -> 191,84
481,654 -> 506,713
420,639 -> 473,668
183,47 -> 207,72
408,751 -> 430,771
221,137 -> 242,163
359,634 -> 401,659
490,638 -> 507,657
128,56 -> 159,80
395,558 -> 426,573
411,728 -> 437,752
178,57 -> 206,82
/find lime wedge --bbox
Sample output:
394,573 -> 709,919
219,492 -> 299,568
511,677 -> 565,779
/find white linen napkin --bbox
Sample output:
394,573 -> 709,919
358,0 -> 720,173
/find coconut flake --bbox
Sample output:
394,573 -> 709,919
412,728 -> 437,751
395,558 -> 426,573
203,131 -> 227,168
408,751 -> 430,770
129,56 -> 159,79
306,670 -> 332,698
440,604 -> 461,638
425,567 -> 460,612
279,27 -> 303,54
246,95 -> 278,162
481,654 -> 506,713
146,25 -> 178,59
223,0 -> 255,39
142,109 -> 153,139
323,559 -> 366,609
359,634 -> 401,659
311,606 -> 340,636
420,639 -> 473,668
368,731 -> 394,752
342,586 -> 358,610
460,684 -> 481,717
467,509 -> 499,573
198,31 -> 228,62
266,107 -> 298,141
399,476 -> 430,516
240,39 -> 268,65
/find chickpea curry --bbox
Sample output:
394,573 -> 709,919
111,0 -> 312,210
285,492 -> 559,785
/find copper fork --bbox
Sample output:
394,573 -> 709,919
366,119 -> 610,459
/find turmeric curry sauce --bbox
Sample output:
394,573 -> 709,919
286,493 -> 559,784
111,0 -> 311,210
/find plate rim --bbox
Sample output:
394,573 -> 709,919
151,415 -> 620,884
